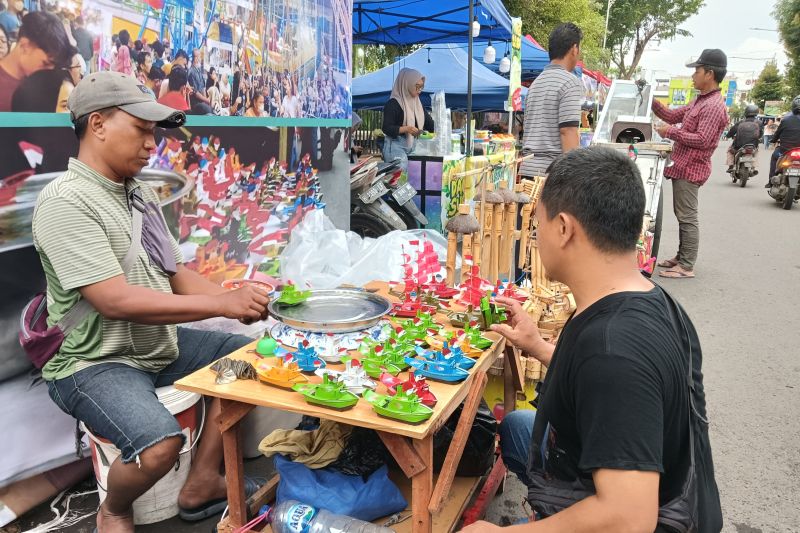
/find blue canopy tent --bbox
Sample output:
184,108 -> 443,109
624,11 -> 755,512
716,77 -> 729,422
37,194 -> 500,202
352,0 -> 512,45
352,0 -> 515,150
468,38 -> 550,81
352,44 -> 525,111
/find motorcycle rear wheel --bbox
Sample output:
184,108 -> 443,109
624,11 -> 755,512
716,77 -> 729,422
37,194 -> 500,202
738,170 -> 748,187
783,187 -> 796,210
350,212 -> 393,238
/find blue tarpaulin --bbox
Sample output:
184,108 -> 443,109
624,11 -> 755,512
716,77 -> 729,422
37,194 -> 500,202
352,0 -> 512,45
352,44 -> 524,111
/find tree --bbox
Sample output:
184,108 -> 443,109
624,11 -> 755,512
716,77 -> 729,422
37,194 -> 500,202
605,0 -> 704,79
750,61 -> 786,110
503,0 -> 608,69
774,0 -> 800,95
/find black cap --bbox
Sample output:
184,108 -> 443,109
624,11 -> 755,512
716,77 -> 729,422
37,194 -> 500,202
686,49 -> 727,69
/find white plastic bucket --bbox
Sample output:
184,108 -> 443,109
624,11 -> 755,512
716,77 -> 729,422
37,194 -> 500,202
82,385 -> 203,525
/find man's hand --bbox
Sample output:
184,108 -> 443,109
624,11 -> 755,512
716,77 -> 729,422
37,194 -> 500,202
458,520 -> 505,533
217,285 -> 270,323
490,296 -> 551,365
656,124 -> 671,138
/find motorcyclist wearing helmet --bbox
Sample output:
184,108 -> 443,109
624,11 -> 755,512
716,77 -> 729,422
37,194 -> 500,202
725,103 -> 762,173
767,95 -> 800,187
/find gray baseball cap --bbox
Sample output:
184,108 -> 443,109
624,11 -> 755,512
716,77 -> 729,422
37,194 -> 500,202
67,71 -> 186,129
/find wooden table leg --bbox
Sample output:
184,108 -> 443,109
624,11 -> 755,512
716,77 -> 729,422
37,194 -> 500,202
411,436 -> 434,533
219,399 -> 254,529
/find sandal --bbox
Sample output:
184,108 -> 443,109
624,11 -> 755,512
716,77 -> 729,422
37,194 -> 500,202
658,268 -> 695,279
657,257 -> 679,268
178,476 -> 265,522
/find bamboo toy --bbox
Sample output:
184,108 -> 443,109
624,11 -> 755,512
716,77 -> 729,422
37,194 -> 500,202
515,183 -> 533,270
490,191 -> 507,283
444,204 -> 480,286
494,180 -> 517,281
474,188 -> 502,279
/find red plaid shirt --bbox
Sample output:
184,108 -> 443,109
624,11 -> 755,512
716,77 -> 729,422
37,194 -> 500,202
652,89 -> 729,185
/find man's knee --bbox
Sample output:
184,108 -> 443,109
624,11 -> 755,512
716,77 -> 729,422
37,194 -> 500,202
139,436 -> 183,477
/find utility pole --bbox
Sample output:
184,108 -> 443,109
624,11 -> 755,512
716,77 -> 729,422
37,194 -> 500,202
602,0 -> 614,51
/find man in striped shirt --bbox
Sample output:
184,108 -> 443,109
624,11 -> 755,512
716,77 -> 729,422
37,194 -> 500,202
519,23 -> 583,178
33,72 -> 270,532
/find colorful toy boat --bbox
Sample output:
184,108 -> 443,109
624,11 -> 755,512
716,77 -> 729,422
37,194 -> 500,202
463,322 -> 494,350
255,356 -> 308,389
288,342 -> 327,373
380,371 -> 437,407
315,357 -> 376,395
363,388 -> 433,424
390,297 -> 437,318
415,344 -> 476,370
360,343 -> 409,378
292,374 -> 359,410
404,356 -> 470,382
275,284 -> 312,306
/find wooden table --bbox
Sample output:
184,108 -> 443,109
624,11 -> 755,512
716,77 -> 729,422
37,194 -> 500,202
175,281 -> 509,533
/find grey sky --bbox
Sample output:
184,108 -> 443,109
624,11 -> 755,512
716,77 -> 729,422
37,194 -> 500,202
631,0 -> 786,82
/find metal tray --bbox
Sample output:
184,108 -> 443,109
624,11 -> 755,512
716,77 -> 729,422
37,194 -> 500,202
268,289 -> 392,333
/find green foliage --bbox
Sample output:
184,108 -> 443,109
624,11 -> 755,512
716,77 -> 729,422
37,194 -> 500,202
353,44 -> 422,76
728,101 -> 745,122
503,0 -> 608,69
775,0 -> 800,95
750,61 -> 786,110
605,0 -> 704,78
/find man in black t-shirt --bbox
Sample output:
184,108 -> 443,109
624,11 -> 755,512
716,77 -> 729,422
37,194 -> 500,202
767,97 -> 800,187
459,147 -> 722,533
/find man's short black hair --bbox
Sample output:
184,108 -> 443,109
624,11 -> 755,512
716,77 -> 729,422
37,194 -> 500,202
702,65 -> 726,84
18,11 -> 73,68
118,29 -> 130,46
542,147 -> 645,253
548,22 -> 582,61
152,40 -> 164,57
73,108 -> 117,140
168,66 -> 189,91
174,49 -> 189,61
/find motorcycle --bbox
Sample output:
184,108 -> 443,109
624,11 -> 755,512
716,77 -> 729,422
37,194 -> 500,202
350,158 -> 428,237
730,144 -> 758,188
769,148 -> 800,210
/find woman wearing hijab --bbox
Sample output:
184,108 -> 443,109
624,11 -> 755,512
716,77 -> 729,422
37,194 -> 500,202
381,68 -> 434,170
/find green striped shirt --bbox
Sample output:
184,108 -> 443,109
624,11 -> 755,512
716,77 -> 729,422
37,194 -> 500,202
32,158 -> 183,381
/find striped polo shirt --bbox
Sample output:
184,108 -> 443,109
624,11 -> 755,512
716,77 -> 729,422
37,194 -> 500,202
520,64 -> 583,177
32,158 -> 183,381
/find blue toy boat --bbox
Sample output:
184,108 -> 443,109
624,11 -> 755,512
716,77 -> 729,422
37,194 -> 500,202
404,356 -> 470,382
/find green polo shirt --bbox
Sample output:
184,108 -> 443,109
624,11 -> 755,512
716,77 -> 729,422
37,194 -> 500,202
32,158 -> 183,381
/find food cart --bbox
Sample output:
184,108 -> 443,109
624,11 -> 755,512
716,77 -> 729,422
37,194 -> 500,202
592,80 -> 673,273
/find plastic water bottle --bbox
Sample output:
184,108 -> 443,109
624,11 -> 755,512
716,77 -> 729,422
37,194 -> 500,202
269,500 -> 395,533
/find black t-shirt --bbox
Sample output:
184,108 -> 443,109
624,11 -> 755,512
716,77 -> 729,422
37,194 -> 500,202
772,114 -> 800,150
381,98 -> 435,139
526,286 -> 722,533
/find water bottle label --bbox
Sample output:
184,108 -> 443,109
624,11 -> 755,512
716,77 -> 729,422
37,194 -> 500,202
285,503 -> 316,533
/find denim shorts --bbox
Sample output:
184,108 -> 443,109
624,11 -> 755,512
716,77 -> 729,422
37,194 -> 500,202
47,327 -> 251,464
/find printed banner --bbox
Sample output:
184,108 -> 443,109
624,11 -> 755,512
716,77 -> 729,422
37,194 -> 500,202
508,17 -> 523,112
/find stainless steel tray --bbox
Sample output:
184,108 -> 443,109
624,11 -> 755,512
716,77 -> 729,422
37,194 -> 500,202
268,289 -> 391,333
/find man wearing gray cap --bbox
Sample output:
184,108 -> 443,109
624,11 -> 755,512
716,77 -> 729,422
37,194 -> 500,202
32,71 -> 269,532
652,49 -> 729,280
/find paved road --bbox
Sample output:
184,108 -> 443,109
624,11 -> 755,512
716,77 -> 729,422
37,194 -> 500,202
486,142 -> 800,533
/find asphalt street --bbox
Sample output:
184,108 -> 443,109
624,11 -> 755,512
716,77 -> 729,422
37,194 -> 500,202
485,141 -> 800,533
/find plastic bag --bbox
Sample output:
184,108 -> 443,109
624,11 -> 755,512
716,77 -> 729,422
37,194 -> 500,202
433,398 -> 497,477
274,454 -> 407,522
279,210 -> 453,289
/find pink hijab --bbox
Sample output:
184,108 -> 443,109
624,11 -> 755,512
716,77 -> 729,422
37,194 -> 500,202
390,68 -> 425,147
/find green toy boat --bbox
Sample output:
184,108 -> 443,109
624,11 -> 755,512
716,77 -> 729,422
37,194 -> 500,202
275,284 -> 312,306
292,374 -> 359,410
363,388 -> 433,424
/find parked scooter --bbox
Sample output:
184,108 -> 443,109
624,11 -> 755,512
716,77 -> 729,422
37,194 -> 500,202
768,147 -> 800,210
350,158 -> 428,237
730,144 -> 759,187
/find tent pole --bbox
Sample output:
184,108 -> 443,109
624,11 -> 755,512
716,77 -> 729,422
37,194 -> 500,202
466,0 -> 474,157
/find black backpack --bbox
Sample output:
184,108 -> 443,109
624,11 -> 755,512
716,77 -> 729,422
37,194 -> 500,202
735,120 -> 760,148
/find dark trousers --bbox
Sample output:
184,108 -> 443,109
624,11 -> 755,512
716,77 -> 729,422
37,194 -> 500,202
770,147 -> 785,178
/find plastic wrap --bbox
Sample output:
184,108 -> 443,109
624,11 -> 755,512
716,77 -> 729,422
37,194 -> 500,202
279,210 -> 453,289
